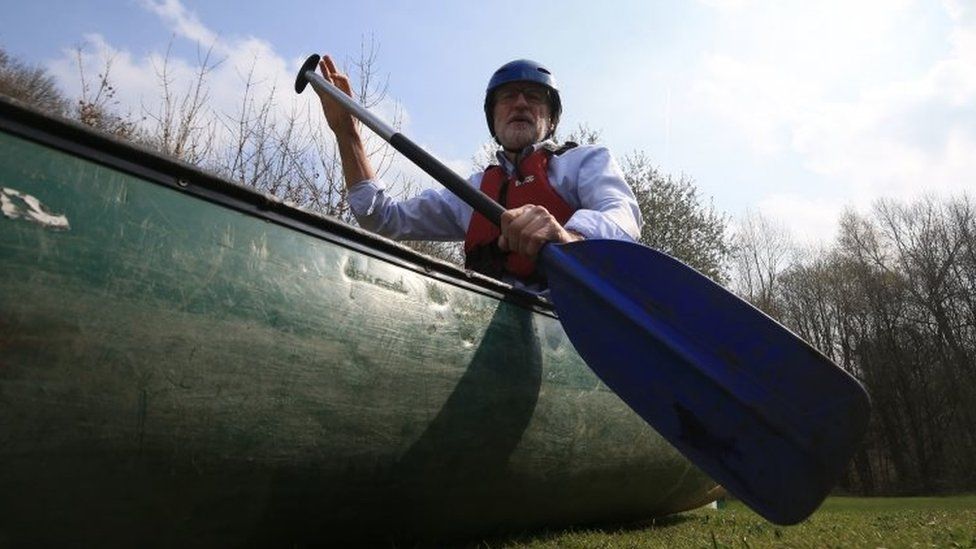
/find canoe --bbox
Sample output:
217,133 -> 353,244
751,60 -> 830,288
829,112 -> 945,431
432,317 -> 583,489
0,96 -> 717,545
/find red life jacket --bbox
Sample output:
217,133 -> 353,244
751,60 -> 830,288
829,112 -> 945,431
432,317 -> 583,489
464,145 -> 576,281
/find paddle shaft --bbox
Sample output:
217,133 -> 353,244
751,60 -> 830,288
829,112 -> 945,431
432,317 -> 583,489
297,56 -> 505,226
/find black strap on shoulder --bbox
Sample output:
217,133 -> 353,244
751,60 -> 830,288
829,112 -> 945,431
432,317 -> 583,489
539,140 -> 577,156
553,141 -> 578,156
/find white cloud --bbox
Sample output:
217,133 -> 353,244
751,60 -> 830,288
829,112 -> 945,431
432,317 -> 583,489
943,0 -> 976,23
140,0 -> 219,51
694,0 -> 976,242
46,34 -> 152,113
752,194 -> 846,246
694,53 -> 813,155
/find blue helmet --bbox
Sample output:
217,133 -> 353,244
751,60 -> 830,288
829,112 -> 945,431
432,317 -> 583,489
484,59 -> 562,140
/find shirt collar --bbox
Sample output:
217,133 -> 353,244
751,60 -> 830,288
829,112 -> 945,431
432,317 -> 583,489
493,139 -> 560,173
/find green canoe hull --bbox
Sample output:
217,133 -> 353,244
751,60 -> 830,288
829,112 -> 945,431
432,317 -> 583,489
0,97 -> 716,544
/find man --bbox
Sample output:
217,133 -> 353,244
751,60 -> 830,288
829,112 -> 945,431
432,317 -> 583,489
314,55 -> 641,286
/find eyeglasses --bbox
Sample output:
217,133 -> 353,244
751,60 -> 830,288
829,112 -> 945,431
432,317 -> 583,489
495,86 -> 550,105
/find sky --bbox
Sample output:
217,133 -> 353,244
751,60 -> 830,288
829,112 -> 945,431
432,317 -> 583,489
2,0 -> 973,245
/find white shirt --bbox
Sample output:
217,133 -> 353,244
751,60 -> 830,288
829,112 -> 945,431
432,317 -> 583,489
347,142 -> 643,243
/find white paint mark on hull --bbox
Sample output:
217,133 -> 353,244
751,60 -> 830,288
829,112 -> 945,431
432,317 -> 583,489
1,187 -> 70,230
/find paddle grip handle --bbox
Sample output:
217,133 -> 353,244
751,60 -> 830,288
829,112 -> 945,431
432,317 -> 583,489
389,134 -> 505,226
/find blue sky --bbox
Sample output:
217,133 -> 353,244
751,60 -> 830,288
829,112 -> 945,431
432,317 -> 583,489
3,0 -> 974,245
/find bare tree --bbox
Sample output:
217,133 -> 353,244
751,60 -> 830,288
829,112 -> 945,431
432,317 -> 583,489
731,210 -> 797,312
756,196 -> 976,495
347,35 -> 399,181
73,46 -> 141,139
471,140 -> 500,173
142,41 -> 218,164
0,46 -> 70,115
559,122 -> 602,146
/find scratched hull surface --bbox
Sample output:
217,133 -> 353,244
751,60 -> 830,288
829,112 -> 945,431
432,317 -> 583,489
0,98 -> 716,545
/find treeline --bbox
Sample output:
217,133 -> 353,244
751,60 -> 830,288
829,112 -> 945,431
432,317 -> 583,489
735,198 -> 976,495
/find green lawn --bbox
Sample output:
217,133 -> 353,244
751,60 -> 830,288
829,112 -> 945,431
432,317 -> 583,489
486,495 -> 976,548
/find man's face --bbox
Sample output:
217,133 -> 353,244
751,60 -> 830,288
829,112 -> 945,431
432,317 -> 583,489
492,82 -> 552,151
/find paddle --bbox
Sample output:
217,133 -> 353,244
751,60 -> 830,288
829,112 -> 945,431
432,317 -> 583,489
295,54 -> 870,525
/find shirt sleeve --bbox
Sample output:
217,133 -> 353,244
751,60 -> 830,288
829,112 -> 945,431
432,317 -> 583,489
347,178 -> 473,241
559,146 -> 643,242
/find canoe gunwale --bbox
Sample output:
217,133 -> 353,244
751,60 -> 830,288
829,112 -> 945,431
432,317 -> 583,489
0,95 -> 553,316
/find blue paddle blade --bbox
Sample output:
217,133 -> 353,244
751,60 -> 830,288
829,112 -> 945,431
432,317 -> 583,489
542,240 -> 871,525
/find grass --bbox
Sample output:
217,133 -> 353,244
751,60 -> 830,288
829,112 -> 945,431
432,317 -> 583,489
479,495 -> 976,548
